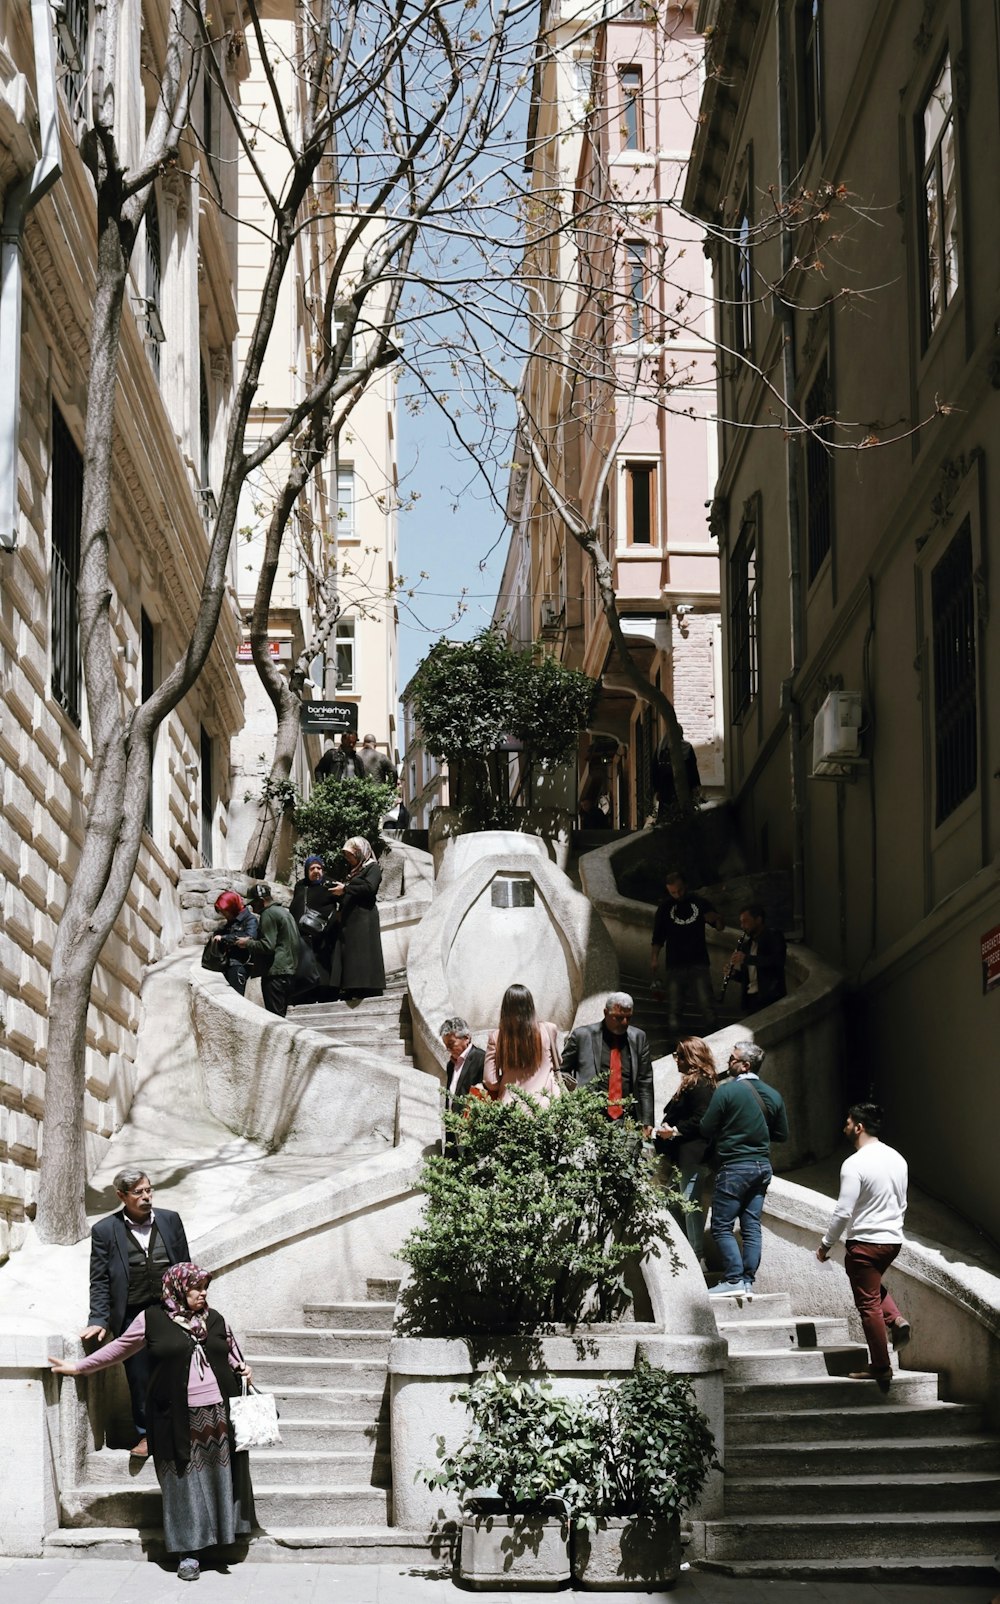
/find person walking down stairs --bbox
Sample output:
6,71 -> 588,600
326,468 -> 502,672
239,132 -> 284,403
816,1101 -> 911,1392
701,1041 -> 788,1295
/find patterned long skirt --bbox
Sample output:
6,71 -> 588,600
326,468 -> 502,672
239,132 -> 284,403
155,1403 -> 255,1556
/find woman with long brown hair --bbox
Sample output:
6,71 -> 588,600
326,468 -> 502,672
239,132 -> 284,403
483,983 -> 562,1105
655,1035 -> 718,1261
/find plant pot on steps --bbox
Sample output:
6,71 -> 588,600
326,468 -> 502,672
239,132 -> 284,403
571,1512 -> 681,1590
459,1507 -> 571,1590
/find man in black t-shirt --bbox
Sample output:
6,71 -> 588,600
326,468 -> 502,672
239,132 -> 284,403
650,870 -> 725,1035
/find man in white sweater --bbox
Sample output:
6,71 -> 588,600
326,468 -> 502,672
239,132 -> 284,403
816,1103 -> 910,1388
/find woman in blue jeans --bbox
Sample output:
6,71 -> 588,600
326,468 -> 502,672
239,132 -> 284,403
655,1036 -> 717,1261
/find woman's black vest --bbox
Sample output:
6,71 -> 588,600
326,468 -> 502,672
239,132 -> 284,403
144,1305 -> 241,1468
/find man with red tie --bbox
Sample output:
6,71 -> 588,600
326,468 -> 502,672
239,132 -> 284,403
559,993 -> 654,1134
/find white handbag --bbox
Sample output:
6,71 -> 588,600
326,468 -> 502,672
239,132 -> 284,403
229,1378 -> 281,1450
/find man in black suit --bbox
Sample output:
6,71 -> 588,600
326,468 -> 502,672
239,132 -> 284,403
731,903 -> 787,1013
82,1168 -> 190,1456
441,1016 -> 486,1110
560,992 -> 654,1134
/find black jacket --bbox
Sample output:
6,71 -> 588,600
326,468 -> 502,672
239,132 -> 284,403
655,1077 -> 716,1166
738,927 -> 788,1007
88,1208 -> 190,1335
329,861 -> 385,992
560,1022 -> 654,1127
446,1044 -> 486,1108
144,1305 -> 242,1469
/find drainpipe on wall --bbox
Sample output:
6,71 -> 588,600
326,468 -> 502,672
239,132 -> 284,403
775,0 -> 806,939
0,0 -> 63,552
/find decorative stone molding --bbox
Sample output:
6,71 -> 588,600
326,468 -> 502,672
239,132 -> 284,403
159,166 -> 190,221
209,347 -> 231,388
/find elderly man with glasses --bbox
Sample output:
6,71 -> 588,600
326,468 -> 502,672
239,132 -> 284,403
82,1168 -> 190,1457
560,992 -> 654,1134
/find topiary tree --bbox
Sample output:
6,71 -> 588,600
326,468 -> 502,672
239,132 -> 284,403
293,775 -> 397,866
409,628 -> 596,826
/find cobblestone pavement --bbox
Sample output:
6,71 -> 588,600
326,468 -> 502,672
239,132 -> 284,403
0,1560 -> 997,1604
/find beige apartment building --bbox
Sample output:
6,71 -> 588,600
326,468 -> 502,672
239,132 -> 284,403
504,0 -> 722,828
228,11 -> 400,870
0,4 -> 244,1253
685,0 -> 1000,1239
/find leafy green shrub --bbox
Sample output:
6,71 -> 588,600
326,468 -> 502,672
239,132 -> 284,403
397,1088 -> 684,1336
422,1362 -> 718,1520
293,774 -> 396,863
422,1371 -> 595,1514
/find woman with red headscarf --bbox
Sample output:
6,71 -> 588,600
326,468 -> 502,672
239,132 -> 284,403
209,891 -> 259,995
50,1262 -> 255,1582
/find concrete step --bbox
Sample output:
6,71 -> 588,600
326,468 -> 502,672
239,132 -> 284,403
80,1445 -> 392,1489
724,1433 -> 1000,1477
726,1399 -> 982,1443
272,1419 -> 389,1453
303,1301 -> 396,1331
62,1483 -> 392,1529
246,1328 -> 393,1359
725,1371 -> 940,1414
723,1471 -> 1000,1517
701,1510 -> 1000,1561
44,1526 -> 449,1566
267,1385 -> 387,1423
239,1448 -> 391,1487
696,1555 -> 1000,1585
367,1278 -> 400,1301
724,1345 -> 873,1383
705,1290 -> 793,1320
717,1316 -> 850,1352
246,1356 -> 389,1389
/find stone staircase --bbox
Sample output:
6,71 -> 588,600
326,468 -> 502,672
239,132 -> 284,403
698,1287 -> 1000,1583
621,970 -> 744,1060
48,1278 -> 441,1565
288,968 -> 414,1063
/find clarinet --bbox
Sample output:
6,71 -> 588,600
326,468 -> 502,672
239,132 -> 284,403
719,931 -> 752,1004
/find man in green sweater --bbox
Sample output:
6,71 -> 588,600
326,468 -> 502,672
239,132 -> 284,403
236,884 -> 300,1017
700,1041 -> 788,1295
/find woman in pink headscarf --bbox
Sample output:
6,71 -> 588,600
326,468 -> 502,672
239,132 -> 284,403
50,1262 -> 255,1582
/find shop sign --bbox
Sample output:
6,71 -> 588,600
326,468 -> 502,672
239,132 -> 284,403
981,924 -> 1000,994
299,700 -> 359,734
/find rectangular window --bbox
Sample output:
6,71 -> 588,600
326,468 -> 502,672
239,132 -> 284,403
733,197 -> 753,357
625,463 -> 656,545
336,466 -> 355,539
202,51 -> 221,192
730,519 -> 758,718
200,727 -> 214,867
334,617 -> 356,692
334,306 -> 358,371
56,0 -> 89,117
51,406 -> 83,727
797,0 -> 822,157
145,190 -> 162,380
805,355 -> 833,581
921,55 -> 959,341
199,360 -> 211,490
141,609 -> 156,833
625,242 -> 648,340
931,520 -> 976,824
619,66 -> 643,151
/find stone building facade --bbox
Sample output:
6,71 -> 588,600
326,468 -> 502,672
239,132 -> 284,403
0,4 -> 244,1256
685,0 -> 1000,1240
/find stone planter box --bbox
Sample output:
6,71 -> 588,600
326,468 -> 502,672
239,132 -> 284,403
571,1512 -> 681,1590
460,1510 -> 570,1589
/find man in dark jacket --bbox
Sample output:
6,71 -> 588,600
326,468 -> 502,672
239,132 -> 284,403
441,1016 -> 486,1110
238,884 -> 300,1016
731,903 -> 787,1013
82,1168 -> 190,1454
650,871 -> 725,1035
560,992 -> 654,1132
314,732 -> 363,783
357,733 -> 398,786
701,1041 -> 788,1295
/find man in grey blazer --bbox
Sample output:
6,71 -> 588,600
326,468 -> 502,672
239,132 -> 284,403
82,1168 -> 190,1455
560,992 -> 654,1134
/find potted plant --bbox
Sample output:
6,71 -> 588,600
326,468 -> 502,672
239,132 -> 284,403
421,1370 -> 592,1589
571,1359 -> 719,1590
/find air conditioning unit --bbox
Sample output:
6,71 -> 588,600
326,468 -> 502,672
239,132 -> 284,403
811,692 -> 863,778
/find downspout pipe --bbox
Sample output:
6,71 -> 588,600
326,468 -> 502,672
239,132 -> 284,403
775,0 -> 806,937
0,0 -> 63,551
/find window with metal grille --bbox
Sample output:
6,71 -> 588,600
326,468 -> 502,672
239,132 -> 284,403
142,608 -> 156,833
51,406 -> 83,726
730,518 -> 758,718
805,356 -> 833,581
146,191 -> 162,380
931,520 -> 977,824
620,66 -> 643,151
797,0 -> 823,157
733,198 -> 753,357
200,361 -> 211,489
56,0 -> 89,119
625,242 -> 648,340
200,727 -> 214,866
920,55 -> 959,342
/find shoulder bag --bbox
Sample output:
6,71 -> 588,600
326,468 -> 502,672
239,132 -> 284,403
229,1376 -> 282,1451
